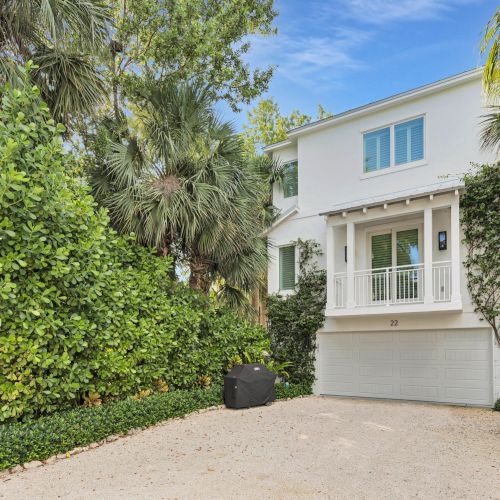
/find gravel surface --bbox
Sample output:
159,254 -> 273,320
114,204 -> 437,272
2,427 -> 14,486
1,396 -> 499,499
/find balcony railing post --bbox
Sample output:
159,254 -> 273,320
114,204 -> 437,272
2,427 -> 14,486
424,207 -> 433,304
385,267 -> 390,305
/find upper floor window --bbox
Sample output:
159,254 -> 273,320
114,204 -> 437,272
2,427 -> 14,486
364,127 -> 390,172
283,160 -> 298,198
395,117 -> 424,165
363,116 -> 425,173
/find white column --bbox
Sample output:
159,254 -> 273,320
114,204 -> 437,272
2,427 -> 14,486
450,197 -> 462,303
326,223 -> 335,309
424,207 -> 433,304
346,222 -> 355,308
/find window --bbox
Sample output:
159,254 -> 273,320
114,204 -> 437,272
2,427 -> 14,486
363,117 -> 425,174
282,160 -> 298,198
279,245 -> 295,290
370,229 -> 420,301
363,127 -> 390,172
395,117 -> 424,165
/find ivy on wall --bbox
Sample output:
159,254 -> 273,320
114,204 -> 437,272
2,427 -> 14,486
267,239 -> 327,388
461,163 -> 500,345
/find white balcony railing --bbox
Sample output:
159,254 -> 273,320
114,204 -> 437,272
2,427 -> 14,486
332,261 -> 452,309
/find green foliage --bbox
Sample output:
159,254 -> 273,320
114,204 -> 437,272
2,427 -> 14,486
0,77 -> 268,422
0,382 -> 309,471
108,0 -> 277,114
0,1 -> 110,125
481,7 -> 500,98
461,163 -> 500,345
242,98 -> 332,156
267,240 -> 327,388
494,398 -> 500,411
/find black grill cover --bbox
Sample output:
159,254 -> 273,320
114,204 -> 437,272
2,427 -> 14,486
224,364 -> 276,409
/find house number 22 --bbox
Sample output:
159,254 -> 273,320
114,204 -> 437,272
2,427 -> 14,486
390,320 -> 399,327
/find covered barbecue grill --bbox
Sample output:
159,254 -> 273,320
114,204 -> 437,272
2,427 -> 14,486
224,363 -> 276,409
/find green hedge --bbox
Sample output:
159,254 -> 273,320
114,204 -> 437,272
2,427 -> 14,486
0,79 -> 268,422
495,399 -> 500,411
0,383 -> 311,471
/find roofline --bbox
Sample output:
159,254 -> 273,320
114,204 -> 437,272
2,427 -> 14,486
319,183 -> 464,217
263,68 -> 482,153
262,205 -> 299,235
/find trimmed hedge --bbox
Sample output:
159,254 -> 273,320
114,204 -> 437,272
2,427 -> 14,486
0,79 -> 268,422
0,383 -> 311,471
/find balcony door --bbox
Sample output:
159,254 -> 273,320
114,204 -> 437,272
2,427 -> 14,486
371,228 -> 420,302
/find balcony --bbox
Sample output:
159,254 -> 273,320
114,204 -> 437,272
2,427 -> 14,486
323,185 -> 463,317
332,261 -> 451,308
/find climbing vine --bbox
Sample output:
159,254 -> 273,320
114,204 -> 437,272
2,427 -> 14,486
461,163 -> 500,345
267,239 -> 327,388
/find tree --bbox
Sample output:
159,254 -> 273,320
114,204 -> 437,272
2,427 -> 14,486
0,0 -> 110,126
461,163 -> 500,345
480,7 -> 500,152
481,7 -> 500,98
88,80 -> 274,304
242,98 -> 332,156
105,0 -> 277,119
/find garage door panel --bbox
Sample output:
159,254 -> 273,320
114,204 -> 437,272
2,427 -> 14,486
359,365 -> 394,377
400,385 -> 439,399
445,349 -> 490,362
400,366 -> 439,379
319,329 -> 492,406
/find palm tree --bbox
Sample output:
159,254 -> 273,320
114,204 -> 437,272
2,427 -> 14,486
0,0 -> 110,126
89,80 -> 276,305
480,7 -> 500,153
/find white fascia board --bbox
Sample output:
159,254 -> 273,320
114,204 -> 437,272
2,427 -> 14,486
263,205 -> 299,235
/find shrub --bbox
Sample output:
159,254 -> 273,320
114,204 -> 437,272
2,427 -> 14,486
0,382 -> 309,471
494,398 -> 500,411
267,240 -> 326,388
0,75 -> 268,422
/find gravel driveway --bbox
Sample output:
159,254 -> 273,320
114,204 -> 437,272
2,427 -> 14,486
1,396 -> 499,499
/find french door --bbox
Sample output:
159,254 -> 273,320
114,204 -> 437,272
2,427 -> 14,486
371,228 -> 421,302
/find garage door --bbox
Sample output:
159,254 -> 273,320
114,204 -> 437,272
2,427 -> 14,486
318,329 -> 492,405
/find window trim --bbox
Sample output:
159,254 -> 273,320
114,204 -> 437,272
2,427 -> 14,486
360,114 -> 426,177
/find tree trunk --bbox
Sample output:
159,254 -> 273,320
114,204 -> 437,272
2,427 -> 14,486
189,255 -> 211,293
157,238 -> 176,281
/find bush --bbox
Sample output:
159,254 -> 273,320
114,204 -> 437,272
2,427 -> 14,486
0,383 -> 309,471
0,75 -> 268,422
494,398 -> 500,411
268,240 -> 326,388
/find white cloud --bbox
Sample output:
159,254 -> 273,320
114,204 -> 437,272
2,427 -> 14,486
331,0 -> 481,25
245,27 -> 371,89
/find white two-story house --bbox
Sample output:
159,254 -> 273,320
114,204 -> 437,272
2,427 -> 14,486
265,68 -> 499,407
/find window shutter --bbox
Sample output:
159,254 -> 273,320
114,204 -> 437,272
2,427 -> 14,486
396,229 -> 419,266
283,161 -> 298,198
363,127 -> 390,172
279,245 -> 296,290
395,118 -> 424,165
371,233 -> 392,270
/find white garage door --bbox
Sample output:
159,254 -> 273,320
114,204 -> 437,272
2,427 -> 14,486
319,329 -> 492,406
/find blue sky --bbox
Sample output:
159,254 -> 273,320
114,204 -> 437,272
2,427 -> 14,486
222,0 -> 497,131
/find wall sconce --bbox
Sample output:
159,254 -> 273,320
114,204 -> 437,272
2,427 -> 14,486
344,246 -> 347,262
438,231 -> 447,251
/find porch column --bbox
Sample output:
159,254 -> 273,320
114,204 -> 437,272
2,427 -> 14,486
346,221 -> 355,308
424,207 -> 433,304
450,197 -> 462,303
326,222 -> 335,309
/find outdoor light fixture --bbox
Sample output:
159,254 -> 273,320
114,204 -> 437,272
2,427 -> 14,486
438,231 -> 447,250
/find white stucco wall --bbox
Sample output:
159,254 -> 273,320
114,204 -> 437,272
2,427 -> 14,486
266,72 -> 500,404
